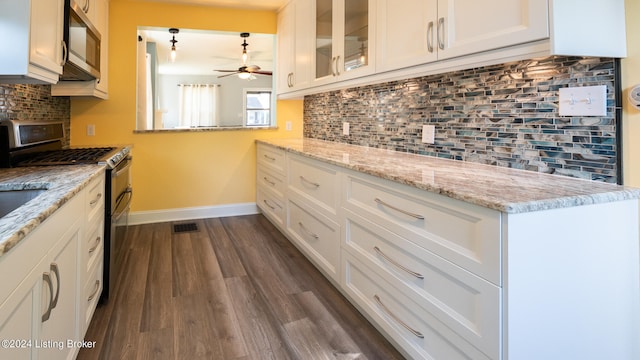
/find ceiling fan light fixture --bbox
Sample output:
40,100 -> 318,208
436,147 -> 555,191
238,72 -> 252,80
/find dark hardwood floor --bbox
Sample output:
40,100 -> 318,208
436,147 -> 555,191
77,214 -> 405,360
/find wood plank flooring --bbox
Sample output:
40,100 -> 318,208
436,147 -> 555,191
77,215 -> 404,360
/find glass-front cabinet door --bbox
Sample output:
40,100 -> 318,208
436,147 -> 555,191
313,0 -> 374,86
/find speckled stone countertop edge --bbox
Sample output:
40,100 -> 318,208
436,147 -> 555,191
257,138 -> 640,214
0,165 -> 106,258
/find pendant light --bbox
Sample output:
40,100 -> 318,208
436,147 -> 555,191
169,28 -> 179,62
240,32 -> 250,66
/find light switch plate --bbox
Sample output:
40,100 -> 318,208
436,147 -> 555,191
87,124 -> 95,136
422,125 -> 435,144
286,121 -> 292,131
559,85 -> 607,116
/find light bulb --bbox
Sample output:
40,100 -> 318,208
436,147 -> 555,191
170,45 -> 177,62
241,50 -> 248,65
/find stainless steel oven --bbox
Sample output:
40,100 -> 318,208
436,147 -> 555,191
104,155 -> 132,301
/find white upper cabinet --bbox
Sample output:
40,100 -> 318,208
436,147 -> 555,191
376,0 -> 438,72
278,0 -> 626,99
312,0 -> 375,87
0,0 -> 65,84
377,0 -> 548,73
276,0 -> 312,95
436,0 -> 549,60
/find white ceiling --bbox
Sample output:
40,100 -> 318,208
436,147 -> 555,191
135,0 -> 287,11
140,28 -> 275,76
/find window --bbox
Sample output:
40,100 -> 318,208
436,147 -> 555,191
244,90 -> 272,127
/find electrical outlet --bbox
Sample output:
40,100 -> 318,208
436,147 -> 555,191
343,122 -> 350,136
422,125 -> 435,144
286,121 -> 292,131
87,124 -> 95,136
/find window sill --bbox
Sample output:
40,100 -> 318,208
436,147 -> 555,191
134,126 -> 278,134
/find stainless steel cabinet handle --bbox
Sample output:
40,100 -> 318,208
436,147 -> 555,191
90,193 -> 102,206
298,222 -> 319,239
374,198 -> 425,220
374,246 -> 424,279
263,176 -> 276,186
61,40 -> 68,66
427,21 -> 434,53
88,280 -> 100,302
263,199 -> 278,210
263,154 -> 276,161
89,236 -> 102,254
300,176 -> 320,188
331,57 -> 337,76
374,295 -> 424,338
335,55 -> 341,76
42,272 -> 54,322
50,263 -> 60,309
437,17 -> 445,50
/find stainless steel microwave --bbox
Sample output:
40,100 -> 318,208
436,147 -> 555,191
61,0 -> 101,81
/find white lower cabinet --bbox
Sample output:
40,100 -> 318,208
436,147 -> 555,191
287,197 -> 340,280
256,142 -> 640,360
0,173 -> 105,360
0,190 -> 83,360
343,252 -> 491,360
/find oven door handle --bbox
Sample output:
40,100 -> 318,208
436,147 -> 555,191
113,156 -> 132,178
113,187 -> 133,217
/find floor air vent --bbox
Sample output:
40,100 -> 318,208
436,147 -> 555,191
173,222 -> 199,233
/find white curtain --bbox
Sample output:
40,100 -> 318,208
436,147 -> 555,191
178,84 -> 220,127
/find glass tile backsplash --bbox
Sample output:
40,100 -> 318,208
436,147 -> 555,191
304,56 -> 618,183
0,84 -> 70,147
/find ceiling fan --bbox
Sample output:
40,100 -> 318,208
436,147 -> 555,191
215,32 -> 273,79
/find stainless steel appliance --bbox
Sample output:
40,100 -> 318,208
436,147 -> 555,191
0,120 -> 131,302
61,0 -> 101,81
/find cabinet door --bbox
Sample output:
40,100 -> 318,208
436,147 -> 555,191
29,0 -> 64,77
376,0 -> 438,72
277,2 -> 295,93
437,0 -> 549,60
38,226 -> 80,360
313,0 -> 374,86
314,0 -> 335,83
0,281 -> 37,360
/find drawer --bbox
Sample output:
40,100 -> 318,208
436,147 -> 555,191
84,217 -> 104,273
82,248 -> 103,333
257,189 -> 285,229
257,165 -> 286,199
344,213 -> 500,359
86,176 -> 105,222
343,252 -> 492,360
288,154 -> 339,215
343,172 -> 501,285
257,144 -> 286,174
287,199 -> 340,280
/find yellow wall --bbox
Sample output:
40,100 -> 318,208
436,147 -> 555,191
69,0 -> 304,212
623,0 -> 640,187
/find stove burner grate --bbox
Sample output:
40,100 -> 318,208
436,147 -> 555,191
17,147 -> 116,166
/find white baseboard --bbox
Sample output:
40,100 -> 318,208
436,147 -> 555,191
128,202 -> 260,225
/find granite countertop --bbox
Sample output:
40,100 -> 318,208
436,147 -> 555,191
0,165 -> 105,258
257,138 -> 640,213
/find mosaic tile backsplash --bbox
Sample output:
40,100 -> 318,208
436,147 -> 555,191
304,56 -> 618,183
0,84 -> 70,147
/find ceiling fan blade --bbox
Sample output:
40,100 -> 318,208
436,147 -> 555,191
214,69 -> 238,72
253,71 -> 273,75
217,72 -> 240,78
